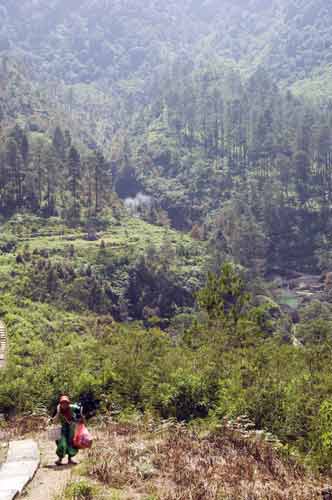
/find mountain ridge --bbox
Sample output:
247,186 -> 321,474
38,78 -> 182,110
1,0 -> 332,89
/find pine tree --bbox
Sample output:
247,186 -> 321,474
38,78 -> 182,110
52,127 -> 66,160
93,150 -> 111,214
67,146 -> 81,220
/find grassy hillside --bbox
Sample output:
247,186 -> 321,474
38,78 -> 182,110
0,213 -> 208,321
3,215 -> 332,472
0,56 -> 115,152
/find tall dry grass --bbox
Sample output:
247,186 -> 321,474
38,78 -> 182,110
86,418 -> 327,499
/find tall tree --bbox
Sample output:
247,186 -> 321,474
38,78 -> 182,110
67,145 -> 81,219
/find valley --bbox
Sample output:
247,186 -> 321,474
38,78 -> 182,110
1,0 -> 332,498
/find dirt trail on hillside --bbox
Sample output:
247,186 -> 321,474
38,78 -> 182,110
19,438 -> 75,500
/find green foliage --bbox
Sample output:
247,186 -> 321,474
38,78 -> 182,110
0,124 -> 113,221
2,4 -> 332,273
197,262 -> 249,322
295,319 -> 332,345
2,0 -> 331,89
1,257 -> 332,468
149,366 -> 215,421
0,234 -> 17,254
2,0 -> 332,474
309,400 -> 332,469
64,480 -> 96,500
0,214 -> 207,322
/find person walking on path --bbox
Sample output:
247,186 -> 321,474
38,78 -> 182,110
51,395 -> 84,466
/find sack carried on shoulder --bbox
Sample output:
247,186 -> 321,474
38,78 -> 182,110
73,422 -> 93,449
48,426 -> 62,441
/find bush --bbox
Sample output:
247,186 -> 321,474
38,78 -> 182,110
0,235 -> 17,253
64,480 -> 96,500
156,370 -> 213,421
309,399 -> 332,470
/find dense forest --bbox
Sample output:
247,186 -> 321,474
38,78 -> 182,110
2,0 -> 332,482
1,0 -> 332,86
2,63 -> 332,272
1,1 -> 332,272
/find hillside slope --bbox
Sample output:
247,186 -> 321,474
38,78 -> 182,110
0,56 -> 116,151
0,0 -> 331,88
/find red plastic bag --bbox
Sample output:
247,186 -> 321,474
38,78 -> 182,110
73,422 -> 93,449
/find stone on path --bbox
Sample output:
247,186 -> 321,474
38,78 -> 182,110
6,440 -> 39,463
0,440 -> 40,500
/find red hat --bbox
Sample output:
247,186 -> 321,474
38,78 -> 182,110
59,395 -> 70,404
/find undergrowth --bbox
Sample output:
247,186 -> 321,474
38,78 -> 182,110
83,417 -> 325,500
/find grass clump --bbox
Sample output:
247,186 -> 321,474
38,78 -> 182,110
64,480 -> 96,500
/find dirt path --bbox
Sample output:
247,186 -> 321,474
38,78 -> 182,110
19,438 -> 75,500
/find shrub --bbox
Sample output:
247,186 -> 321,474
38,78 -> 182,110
64,480 -> 95,500
0,235 -> 17,254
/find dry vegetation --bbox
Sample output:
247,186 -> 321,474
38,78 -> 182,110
84,418 -> 328,500
1,415 -> 331,499
0,415 -> 47,440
